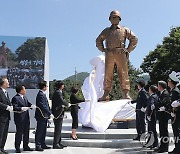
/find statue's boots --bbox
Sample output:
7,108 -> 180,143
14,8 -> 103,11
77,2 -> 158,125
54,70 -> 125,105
98,91 -> 110,102
123,90 -> 131,100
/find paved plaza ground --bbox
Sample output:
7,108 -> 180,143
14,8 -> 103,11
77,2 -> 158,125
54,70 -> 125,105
4,113 -> 175,154
4,132 -> 174,154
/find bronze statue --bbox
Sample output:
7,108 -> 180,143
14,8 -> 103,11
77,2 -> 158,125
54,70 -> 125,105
0,41 -> 11,68
96,10 -> 138,101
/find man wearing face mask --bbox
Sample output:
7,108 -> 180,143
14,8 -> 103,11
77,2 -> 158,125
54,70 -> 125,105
96,10 -> 138,101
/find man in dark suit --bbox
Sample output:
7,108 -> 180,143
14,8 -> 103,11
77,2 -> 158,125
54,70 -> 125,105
131,79 -> 148,140
0,78 -> 13,154
35,81 -> 54,151
154,81 -> 170,153
167,72 -> 180,154
52,81 -> 69,149
12,84 -> 36,153
146,85 -> 158,149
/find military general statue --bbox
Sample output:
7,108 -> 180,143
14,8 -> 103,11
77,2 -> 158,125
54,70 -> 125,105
96,10 -> 138,101
0,41 -> 11,68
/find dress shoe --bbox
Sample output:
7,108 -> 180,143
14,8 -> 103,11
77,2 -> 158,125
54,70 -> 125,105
23,146 -> 33,151
146,145 -> 158,149
168,152 -> 175,154
154,147 -> 159,152
1,149 -> 8,154
133,136 -> 140,141
35,147 -> 44,151
70,135 -> 78,140
53,144 -> 63,149
42,145 -> 51,149
158,149 -> 168,153
15,149 -> 21,153
59,143 -> 67,147
168,149 -> 177,154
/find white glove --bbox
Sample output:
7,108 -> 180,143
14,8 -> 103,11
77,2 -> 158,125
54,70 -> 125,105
50,114 -> 54,119
159,106 -> 165,112
62,104 -> 70,108
171,100 -> 180,108
151,104 -> 155,110
31,105 -> 36,109
6,106 -> 13,112
21,107 -> 29,111
147,116 -> 151,121
127,101 -> 131,104
140,107 -> 146,112
171,112 -> 175,118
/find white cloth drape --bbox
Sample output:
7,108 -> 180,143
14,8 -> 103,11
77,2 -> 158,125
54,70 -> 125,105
78,55 -> 136,132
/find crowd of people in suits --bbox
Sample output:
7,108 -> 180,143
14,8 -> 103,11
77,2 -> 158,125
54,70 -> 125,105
0,70 -> 180,154
0,78 -> 83,154
130,71 -> 180,154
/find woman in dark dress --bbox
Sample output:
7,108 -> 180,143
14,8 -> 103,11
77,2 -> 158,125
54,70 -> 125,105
70,87 -> 85,140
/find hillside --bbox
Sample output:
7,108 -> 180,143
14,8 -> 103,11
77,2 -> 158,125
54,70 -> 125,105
64,72 -> 89,82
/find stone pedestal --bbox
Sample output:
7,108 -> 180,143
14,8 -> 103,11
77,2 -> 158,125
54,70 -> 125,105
108,119 -> 136,129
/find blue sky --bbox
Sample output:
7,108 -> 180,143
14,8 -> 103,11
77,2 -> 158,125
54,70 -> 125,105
0,0 -> 179,80
0,36 -> 34,52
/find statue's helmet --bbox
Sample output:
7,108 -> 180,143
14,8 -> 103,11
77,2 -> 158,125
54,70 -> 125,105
2,41 -> 6,44
109,10 -> 121,21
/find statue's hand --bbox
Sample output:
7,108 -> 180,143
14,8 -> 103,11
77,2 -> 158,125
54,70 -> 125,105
126,52 -> 129,60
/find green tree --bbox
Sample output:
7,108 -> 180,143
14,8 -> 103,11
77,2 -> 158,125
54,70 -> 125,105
7,51 -> 18,67
49,63 -> 140,103
16,37 -> 46,64
141,26 -> 180,84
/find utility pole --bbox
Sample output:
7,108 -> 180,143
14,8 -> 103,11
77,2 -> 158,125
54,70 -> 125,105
75,67 -> 77,86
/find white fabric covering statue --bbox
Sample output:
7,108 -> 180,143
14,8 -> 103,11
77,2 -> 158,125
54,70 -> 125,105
78,55 -> 136,132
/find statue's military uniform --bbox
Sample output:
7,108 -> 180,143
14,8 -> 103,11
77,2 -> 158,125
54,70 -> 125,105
96,11 -> 138,100
0,41 -> 10,68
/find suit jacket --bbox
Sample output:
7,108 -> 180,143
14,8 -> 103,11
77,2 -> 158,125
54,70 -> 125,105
156,89 -> 170,109
156,89 -> 170,119
35,90 -> 51,120
52,89 -> 68,118
11,94 -> 32,124
169,87 -> 180,114
70,93 -> 85,111
170,87 -> 180,102
131,88 -> 148,110
146,93 -> 158,117
0,88 -> 11,122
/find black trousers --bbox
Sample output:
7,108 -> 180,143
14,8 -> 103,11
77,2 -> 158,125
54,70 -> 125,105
53,117 -> 63,146
158,113 -> 169,150
171,115 -> 180,152
35,119 -> 47,148
136,110 -> 146,136
0,120 -> 9,151
15,118 -> 30,149
71,106 -> 78,129
147,116 -> 158,147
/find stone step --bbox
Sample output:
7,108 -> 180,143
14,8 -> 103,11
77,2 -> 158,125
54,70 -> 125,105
29,136 -> 142,148
46,123 -> 174,140
46,128 -> 137,139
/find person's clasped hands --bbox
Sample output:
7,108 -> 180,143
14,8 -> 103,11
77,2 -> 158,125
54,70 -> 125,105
31,104 -> 36,109
6,105 -> 13,112
21,107 -> 29,111
171,100 -> 180,108
159,106 -> 165,112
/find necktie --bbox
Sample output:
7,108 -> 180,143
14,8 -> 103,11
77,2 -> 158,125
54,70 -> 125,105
23,96 -> 27,106
4,91 -> 8,97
